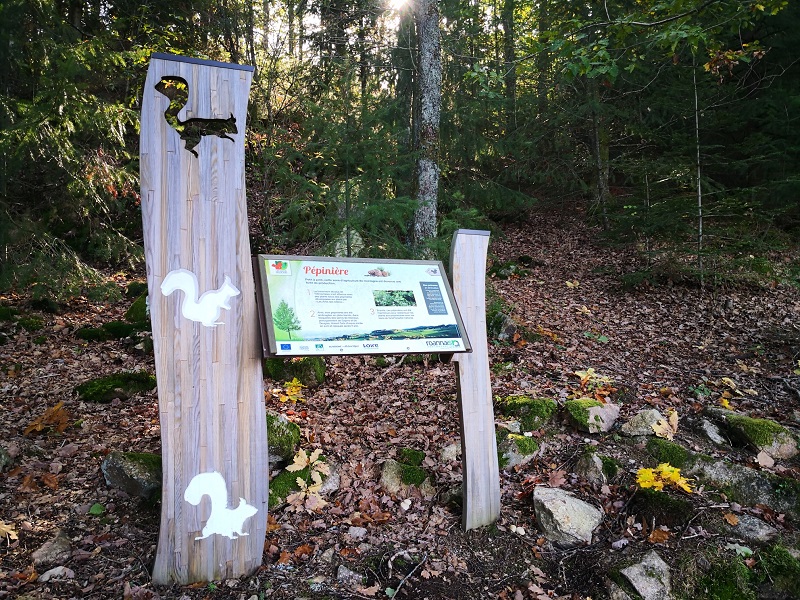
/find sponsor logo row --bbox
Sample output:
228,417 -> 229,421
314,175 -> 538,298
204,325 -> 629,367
279,339 -> 461,352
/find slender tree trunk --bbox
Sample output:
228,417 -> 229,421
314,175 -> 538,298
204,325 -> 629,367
412,0 -> 442,249
501,0 -> 516,132
589,78 -> 610,230
693,62 -> 704,286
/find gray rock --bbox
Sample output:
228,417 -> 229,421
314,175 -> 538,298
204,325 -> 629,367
32,529 -> 71,567
532,486 -> 603,547
620,551 -> 671,600
699,419 -> 727,445
688,456 -> 800,520
575,452 -> 606,487
38,566 -> 75,582
440,443 -> 462,462
336,565 -> 363,588
725,514 -> 779,545
605,580 -> 633,600
621,409 -> 666,437
319,463 -> 340,496
101,451 -> 162,499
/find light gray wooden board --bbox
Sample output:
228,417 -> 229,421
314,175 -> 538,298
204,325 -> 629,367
449,229 -> 500,530
141,54 -> 267,585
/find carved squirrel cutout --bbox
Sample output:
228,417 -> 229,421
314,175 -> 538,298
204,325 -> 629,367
154,76 -> 237,156
184,472 -> 258,540
161,269 -> 240,327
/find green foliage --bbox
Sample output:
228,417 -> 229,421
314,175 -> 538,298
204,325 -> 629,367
75,370 -> 156,403
0,307 -> 18,321
272,300 -> 301,340
756,545 -> 800,597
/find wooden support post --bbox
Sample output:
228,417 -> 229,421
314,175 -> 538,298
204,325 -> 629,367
449,229 -> 500,530
140,54 -> 267,585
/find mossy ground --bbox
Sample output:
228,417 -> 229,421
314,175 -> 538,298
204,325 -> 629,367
508,434 -> 539,455
564,398 -> 602,427
75,370 -> 157,402
397,448 -> 429,486
269,467 -> 309,509
757,545 -> 800,598
497,395 -> 557,431
599,455 -> 620,479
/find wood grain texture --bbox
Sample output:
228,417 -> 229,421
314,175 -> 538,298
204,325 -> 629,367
141,55 -> 267,585
449,229 -> 500,530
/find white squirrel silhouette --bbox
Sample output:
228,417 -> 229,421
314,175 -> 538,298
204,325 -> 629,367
160,269 -> 240,327
184,471 -> 258,540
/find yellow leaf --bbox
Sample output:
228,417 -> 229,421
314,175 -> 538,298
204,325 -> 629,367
286,449 -> 308,472
721,377 -> 738,389
652,419 -> 675,440
719,397 -> 732,410
565,280 -> 580,288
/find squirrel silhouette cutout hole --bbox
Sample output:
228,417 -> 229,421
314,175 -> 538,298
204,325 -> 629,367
154,76 -> 237,157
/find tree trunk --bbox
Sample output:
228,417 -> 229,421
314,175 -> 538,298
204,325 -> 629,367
501,0 -> 516,132
589,78 -> 610,230
412,0 -> 441,249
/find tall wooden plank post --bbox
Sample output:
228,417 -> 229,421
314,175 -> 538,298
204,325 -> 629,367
449,229 -> 501,530
140,54 -> 268,585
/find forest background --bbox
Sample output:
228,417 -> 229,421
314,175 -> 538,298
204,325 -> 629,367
0,0 -> 798,297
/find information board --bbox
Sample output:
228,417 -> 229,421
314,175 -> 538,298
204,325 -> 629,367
255,255 -> 471,356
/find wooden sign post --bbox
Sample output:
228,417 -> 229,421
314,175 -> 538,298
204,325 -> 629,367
140,54 -> 268,585
450,230 -> 500,529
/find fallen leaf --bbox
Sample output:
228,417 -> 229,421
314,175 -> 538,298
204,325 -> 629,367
358,584 -> 381,596
548,470 -> 567,488
723,513 -> 739,526
41,473 -> 59,490
24,402 -> 70,436
293,544 -> 315,560
648,528 -> 671,544
277,551 -> 292,564
652,409 -> 679,440
0,520 -> 18,541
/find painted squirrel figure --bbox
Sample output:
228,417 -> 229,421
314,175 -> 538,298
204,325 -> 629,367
154,76 -> 237,156
161,269 -> 240,327
184,472 -> 258,541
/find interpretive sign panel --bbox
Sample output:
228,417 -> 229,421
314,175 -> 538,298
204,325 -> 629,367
255,255 -> 471,356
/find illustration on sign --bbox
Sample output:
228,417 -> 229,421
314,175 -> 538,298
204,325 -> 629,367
184,472 -> 257,540
161,269 -> 240,327
256,255 -> 471,356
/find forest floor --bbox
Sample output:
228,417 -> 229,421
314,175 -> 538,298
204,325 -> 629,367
1,201 -> 799,599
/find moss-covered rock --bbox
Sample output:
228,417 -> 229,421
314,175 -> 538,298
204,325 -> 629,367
497,395 -> 557,431
266,412 -> 301,468
726,414 -> 798,459
646,437 -> 692,469
565,398 -> 619,433
399,447 -> 425,467
125,281 -> 148,298
497,431 -> 539,470
100,451 -> 162,500
75,370 -> 157,403
76,327 -> 114,342
599,455 -> 620,479
269,466 -> 307,509
629,488 -> 694,527
124,292 -> 149,325
264,356 -> 326,387
102,321 -> 138,338
757,545 -> 800,598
